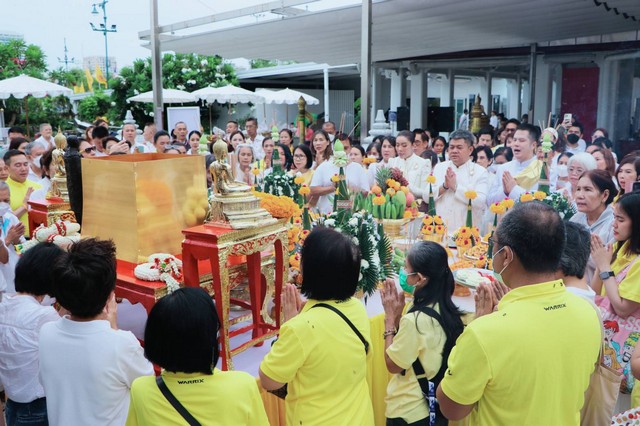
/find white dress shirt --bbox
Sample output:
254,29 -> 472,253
387,154 -> 431,199
34,136 -> 55,151
248,135 -> 265,160
432,159 -> 489,231
487,156 -> 538,206
0,295 -> 60,403
570,207 -> 615,286
39,317 -> 153,426
311,161 -> 370,214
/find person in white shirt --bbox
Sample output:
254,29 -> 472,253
0,243 -> 65,426
121,123 -> 144,154
310,157 -> 369,215
387,131 -> 431,199
560,222 -> 596,301
489,110 -> 499,129
141,123 -> 157,153
458,109 -> 469,131
433,130 -> 489,231
187,130 -> 203,155
487,124 -> 541,206
34,123 -> 55,150
565,122 -> 586,154
91,126 -> 110,157
225,120 -> 239,140
25,141 -> 47,184
39,238 -> 154,426
245,117 -> 265,160
0,182 -> 25,294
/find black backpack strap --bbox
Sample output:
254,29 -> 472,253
156,376 -> 201,426
311,303 -> 369,354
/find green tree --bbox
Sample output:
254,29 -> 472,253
110,53 -> 238,127
77,92 -> 113,123
49,67 -> 86,89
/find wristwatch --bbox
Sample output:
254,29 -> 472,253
599,271 -> 615,280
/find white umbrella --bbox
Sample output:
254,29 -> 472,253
127,88 -> 195,104
256,88 -> 319,105
192,84 -> 265,104
0,74 -> 73,136
0,74 -> 73,99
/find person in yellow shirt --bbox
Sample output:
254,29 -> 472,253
259,227 -> 374,426
381,241 -> 464,425
437,201 -> 601,425
126,287 -> 269,426
4,150 -> 41,237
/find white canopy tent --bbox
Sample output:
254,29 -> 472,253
127,88 -> 196,104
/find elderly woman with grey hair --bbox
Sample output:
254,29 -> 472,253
234,143 -> 255,186
559,152 -> 597,204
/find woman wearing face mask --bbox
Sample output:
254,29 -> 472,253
552,152 -> 573,191
381,242 -> 464,426
569,169 -> 617,285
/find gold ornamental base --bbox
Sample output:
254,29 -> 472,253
209,194 -> 277,230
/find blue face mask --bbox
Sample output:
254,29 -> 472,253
492,246 -> 510,286
399,268 -> 414,294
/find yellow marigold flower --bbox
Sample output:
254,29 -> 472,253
330,174 -> 340,183
502,198 -> 515,209
459,227 -> 469,235
434,215 -> 444,225
299,185 -> 310,195
426,174 -> 436,184
293,176 -> 304,185
464,190 -> 477,200
251,167 -> 261,176
403,211 -> 413,219
520,192 -> 534,203
372,194 -> 386,205
533,191 -> 547,201
489,202 -> 506,215
386,188 -> 396,196
423,215 -> 433,225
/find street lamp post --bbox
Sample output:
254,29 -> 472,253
90,1 -> 117,87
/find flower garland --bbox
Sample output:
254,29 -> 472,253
134,254 -> 183,294
253,190 -> 302,220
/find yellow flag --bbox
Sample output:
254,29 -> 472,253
77,83 -> 85,94
95,65 -> 107,86
84,68 -> 94,92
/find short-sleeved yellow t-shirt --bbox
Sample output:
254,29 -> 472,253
126,370 -> 269,426
7,177 -> 41,236
385,304 -> 446,423
611,241 -> 640,303
440,280 -> 600,425
260,297 -> 374,426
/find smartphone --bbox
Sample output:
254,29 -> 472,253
633,181 -> 640,193
563,113 -> 572,124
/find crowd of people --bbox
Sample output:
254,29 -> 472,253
0,112 -> 638,425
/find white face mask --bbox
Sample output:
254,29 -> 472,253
33,155 -> 42,168
492,246 -> 510,286
0,202 -> 10,216
557,164 -> 568,178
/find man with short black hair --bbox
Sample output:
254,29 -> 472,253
433,129 -> 488,230
245,117 -> 264,160
153,130 -> 171,153
566,122 -> 586,153
437,202 -> 600,424
4,150 -> 40,236
476,128 -> 493,147
487,123 -> 541,205
7,126 -> 25,141
24,141 -> 47,183
412,129 -> 428,156
226,120 -> 239,139
560,222 -> 596,300
458,109 -> 469,130
322,121 -> 337,141
39,238 -> 153,426
91,126 -> 110,157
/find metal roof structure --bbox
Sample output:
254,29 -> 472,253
141,0 -> 640,65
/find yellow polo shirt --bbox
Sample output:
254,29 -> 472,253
440,280 -> 600,425
126,370 -> 269,426
260,297 -> 374,426
608,241 -> 640,302
385,304 -> 447,423
6,177 -> 41,236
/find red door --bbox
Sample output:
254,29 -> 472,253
561,67 -> 599,139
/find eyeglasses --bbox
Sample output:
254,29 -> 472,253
83,146 -> 96,153
293,154 -> 306,159
402,267 -> 418,277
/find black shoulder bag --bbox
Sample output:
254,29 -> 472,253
156,376 -> 201,426
407,305 -> 459,425
267,302 -> 370,399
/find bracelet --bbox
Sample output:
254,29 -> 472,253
383,329 -> 396,338
442,183 -> 449,191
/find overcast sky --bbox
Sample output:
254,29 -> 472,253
0,0 -> 350,71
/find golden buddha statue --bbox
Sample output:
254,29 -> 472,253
48,129 -> 68,200
207,139 -> 276,229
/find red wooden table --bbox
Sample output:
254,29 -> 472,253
27,199 -> 76,235
181,222 -> 288,370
